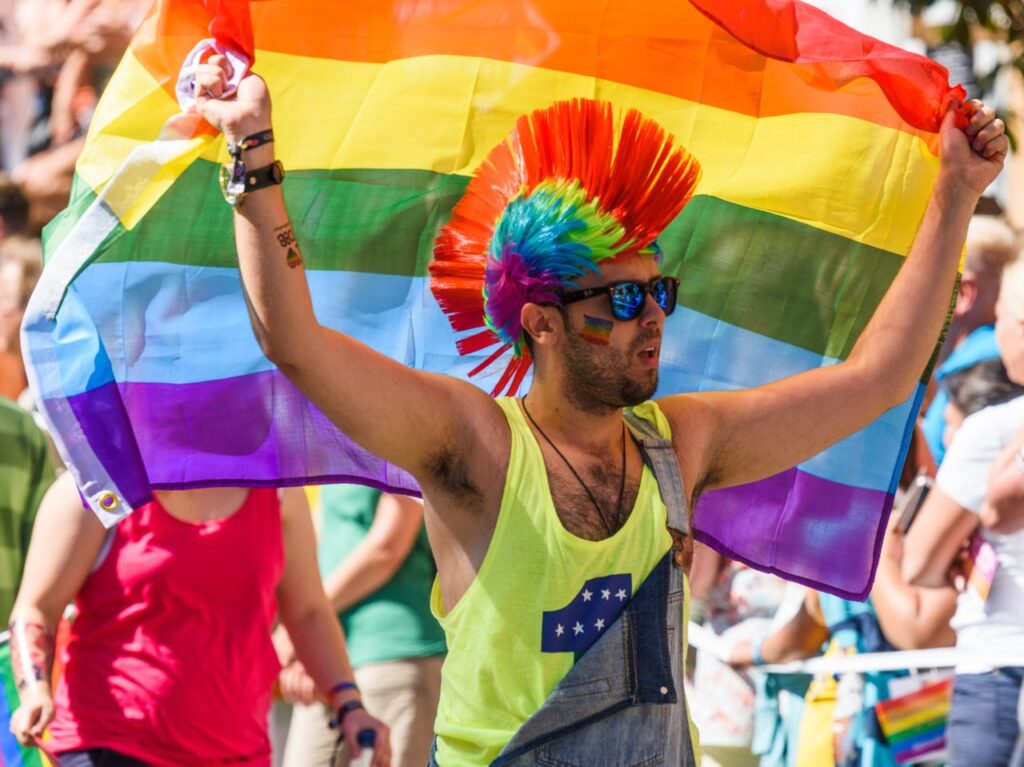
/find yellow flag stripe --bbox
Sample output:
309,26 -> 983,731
78,49 -> 938,254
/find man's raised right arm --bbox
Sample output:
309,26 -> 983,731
195,59 -> 499,479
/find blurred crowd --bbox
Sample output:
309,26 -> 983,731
0,0 -> 146,229
1,0 -> 145,402
2,4 -> 1024,765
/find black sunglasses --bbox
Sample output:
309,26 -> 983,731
558,276 -> 680,321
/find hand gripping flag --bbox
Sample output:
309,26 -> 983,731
0,629 -> 67,767
22,0 -> 964,600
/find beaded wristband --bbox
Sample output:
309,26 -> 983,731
221,130 -> 275,206
228,129 -> 274,157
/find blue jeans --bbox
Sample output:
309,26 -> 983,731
58,749 -> 151,767
948,668 -> 1024,767
429,553 -> 696,766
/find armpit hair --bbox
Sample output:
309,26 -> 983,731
690,443 -> 725,513
423,439 -> 482,509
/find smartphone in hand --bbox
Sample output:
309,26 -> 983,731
897,473 -> 934,534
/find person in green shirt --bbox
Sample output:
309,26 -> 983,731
277,485 -> 445,767
0,396 -> 54,623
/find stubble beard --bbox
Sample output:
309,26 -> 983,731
561,322 -> 659,415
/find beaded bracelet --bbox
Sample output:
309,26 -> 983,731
221,129 -> 275,206
228,129 -> 274,156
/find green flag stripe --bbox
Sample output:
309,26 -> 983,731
54,160 -> 904,360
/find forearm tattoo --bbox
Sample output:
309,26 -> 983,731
274,222 -> 303,269
10,620 -> 54,690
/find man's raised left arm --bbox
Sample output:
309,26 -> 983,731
661,102 -> 1008,493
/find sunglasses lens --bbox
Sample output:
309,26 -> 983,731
610,282 -> 645,320
653,277 -> 677,316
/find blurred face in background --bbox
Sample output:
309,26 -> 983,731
0,236 -> 42,355
942,402 -> 966,450
0,259 -> 24,354
995,290 -> 1024,386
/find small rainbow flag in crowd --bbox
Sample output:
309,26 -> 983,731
23,0 -> 962,599
875,677 -> 953,764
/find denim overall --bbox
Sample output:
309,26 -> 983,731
428,411 -> 698,766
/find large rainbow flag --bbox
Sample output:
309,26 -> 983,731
23,0 -> 963,599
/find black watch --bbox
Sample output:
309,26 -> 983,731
220,160 -> 285,208
245,160 -> 285,192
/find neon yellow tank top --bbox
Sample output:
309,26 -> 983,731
431,397 -> 680,766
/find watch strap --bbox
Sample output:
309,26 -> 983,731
228,129 -> 274,159
243,161 -> 284,194
329,699 -> 364,729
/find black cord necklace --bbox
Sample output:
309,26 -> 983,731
521,397 -> 626,537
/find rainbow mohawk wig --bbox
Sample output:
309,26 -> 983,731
430,98 -> 702,395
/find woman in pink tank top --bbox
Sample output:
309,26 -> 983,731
7,472 -> 392,767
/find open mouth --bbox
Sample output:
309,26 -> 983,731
639,346 -> 658,360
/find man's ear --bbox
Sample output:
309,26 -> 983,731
521,303 -> 563,350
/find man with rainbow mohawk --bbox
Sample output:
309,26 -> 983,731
430,99 -> 701,398
194,55 -> 1006,766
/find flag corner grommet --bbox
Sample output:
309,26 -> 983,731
96,491 -> 120,512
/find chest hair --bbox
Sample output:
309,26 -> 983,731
542,452 -> 642,541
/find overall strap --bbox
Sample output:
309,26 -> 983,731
623,410 -> 692,570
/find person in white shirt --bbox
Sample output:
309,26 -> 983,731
903,256 -> 1024,767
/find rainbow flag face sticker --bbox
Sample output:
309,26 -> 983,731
580,315 -> 614,345
22,0 -> 962,600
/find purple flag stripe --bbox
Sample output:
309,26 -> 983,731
56,373 -> 890,598
696,470 -> 894,601
894,734 -> 946,763
60,371 -> 417,498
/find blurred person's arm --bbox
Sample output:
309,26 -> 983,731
871,524 -> 956,649
687,542 -> 721,602
0,0 -> 96,74
0,42 -> 59,74
907,401 -> 1014,583
11,137 -> 84,227
902,486 -> 976,588
728,589 -> 830,667
49,49 -> 91,145
686,542 -> 722,625
271,489 -> 419,671
8,471 -> 107,746
274,487 -> 391,766
17,420 -> 55,593
322,493 -> 425,613
0,0 -> 135,77
979,427 -> 1024,534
